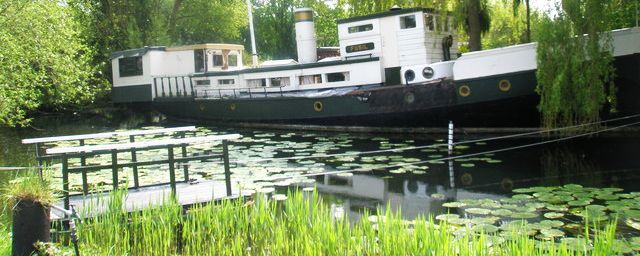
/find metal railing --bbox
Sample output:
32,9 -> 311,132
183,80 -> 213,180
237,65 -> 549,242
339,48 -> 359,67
153,76 -> 195,99
198,85 -> 287,99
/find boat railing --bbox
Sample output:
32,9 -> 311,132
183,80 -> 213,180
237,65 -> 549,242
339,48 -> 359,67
197,86 -> 287,99
152,76 -> 195,99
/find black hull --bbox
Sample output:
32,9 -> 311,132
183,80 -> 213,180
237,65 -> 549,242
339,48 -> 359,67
151,53 -> 640,128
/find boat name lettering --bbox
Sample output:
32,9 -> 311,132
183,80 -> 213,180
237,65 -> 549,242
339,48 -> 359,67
346,42 -> 375,53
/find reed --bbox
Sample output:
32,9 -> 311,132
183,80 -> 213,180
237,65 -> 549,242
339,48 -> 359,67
69,188 -> 629,255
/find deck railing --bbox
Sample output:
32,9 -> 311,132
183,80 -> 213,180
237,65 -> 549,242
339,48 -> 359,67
198,86 -> 287,99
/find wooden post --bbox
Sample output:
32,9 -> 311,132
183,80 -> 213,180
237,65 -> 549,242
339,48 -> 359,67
130,135 -> 139,188
222,140 -> 232,196
62,155 -> 70,210
180,132 -> 189,182
79,139 -> 88,195
111,150 -> 118,191
168,146 -> 176,195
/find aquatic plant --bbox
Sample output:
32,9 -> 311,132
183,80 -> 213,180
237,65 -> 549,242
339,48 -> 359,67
70,187 -> 636,255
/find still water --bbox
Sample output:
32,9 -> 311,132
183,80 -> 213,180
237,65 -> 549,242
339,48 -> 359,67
1,113 -> 640,224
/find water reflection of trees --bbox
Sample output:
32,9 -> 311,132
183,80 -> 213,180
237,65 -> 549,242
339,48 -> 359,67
540,145 -> 604,187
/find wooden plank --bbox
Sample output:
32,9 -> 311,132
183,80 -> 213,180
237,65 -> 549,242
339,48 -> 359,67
46,134 -> 242,154
22,126 -> 197,144
50,180 -> 239,220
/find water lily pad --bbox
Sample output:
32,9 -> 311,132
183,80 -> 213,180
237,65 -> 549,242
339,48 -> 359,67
472,224 -> 499,233
544,212 -> 564,219
470,217 -> 499,225
491,209 -> 514,217
626,219 -> 640,231
447,218 -> 471,225
525,202 -> 546,209
546,205 -> 569,212
436,214 -> 460,222
539,228 -> 564,238
431,193 -> 446,200
465,208 -> 491,215
560,237 -> 593,251
460,163 -> 475,168
442,202 -> 466,208
539,220 -> 564,228
512,188 -> 535,193
568,200 -> 590,207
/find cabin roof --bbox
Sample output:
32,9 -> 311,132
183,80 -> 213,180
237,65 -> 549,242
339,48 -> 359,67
166,43 -> 244,52
110,46 -> 166,60
336,7 -> 434,24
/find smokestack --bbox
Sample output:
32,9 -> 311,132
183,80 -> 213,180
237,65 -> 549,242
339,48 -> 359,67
294,8 -> 317,64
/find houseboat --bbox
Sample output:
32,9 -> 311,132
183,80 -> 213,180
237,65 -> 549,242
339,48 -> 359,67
110,7 -> 640,127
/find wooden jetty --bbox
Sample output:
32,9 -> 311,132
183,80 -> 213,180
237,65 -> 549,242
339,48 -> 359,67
22,126 -> 242,220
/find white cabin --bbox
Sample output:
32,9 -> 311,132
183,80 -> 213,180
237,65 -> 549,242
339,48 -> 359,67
110,7 -> 458,103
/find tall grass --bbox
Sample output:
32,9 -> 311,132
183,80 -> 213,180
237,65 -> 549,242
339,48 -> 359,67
73,189 -> 628,255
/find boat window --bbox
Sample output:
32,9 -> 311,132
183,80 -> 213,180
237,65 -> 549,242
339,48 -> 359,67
194,50 -> 206,72
119,56 -> 143,77
299,74 -> 322,85
195,80 -> 211,85
346,42 -> 374,53
400,15 -> 416,29
212,54 -> 223,66
270,77 -> 290,87
425,14 -> 434,31
247,78 -> 267,87
218,79 -> 235,85
228,55 -> 238,66
348,24 -> 373,34
327,72 -> 349,83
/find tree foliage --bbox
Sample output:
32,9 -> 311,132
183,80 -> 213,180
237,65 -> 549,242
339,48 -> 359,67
482,0 -> 540,49
535,0 -> 617,129
0,0 -> 108,127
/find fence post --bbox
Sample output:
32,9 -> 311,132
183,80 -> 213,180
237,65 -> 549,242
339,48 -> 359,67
79,139 -> 88,195
130,135 -> 139,188
35,143 -> 43,178
111,150 -> 118,191
222,140 -> 232,196
62,155 -> 70,210
168,146 -> 176,195
180,132 -> 189,182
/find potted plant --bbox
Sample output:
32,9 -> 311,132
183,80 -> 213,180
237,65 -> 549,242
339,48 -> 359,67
5,173 -> 55,256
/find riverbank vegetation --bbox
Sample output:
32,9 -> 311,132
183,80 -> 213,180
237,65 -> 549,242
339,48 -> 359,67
0,0 -> 638,127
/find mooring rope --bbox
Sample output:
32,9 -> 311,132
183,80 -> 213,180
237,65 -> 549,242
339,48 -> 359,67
241,119 -> 640,183
229,113 -> 640,164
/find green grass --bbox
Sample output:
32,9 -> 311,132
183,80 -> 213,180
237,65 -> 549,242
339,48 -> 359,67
70,189 -> 632,255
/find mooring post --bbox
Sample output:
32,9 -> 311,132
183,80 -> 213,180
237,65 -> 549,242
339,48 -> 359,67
180,132 -> 189,182
130,135 -> 139,188
168,146 -> 177,195
62,154 -> 70,210
222,140 -> 232,196
447,121 -> 454,156
111,150 -> 118,191
79,139 -> 88,195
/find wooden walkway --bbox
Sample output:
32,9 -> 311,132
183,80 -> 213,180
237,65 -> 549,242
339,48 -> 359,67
51,179 -> 239,220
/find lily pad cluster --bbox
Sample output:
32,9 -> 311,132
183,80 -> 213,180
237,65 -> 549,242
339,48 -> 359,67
434,184 -> 640,251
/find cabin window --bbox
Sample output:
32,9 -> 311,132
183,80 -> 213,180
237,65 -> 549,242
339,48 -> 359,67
212,54 -> 223,66
270,77 -> 290,87
425,14 -> 435,31
400,15 -> 416,29
218,79 -> 235,85
247,78 -> 267,87
299,74 -> 322,85
194,50 -> 207,72
348,24 -> 373,34
118,56 -> 143,77
195,80 -> 211,85
228,55 -> 238,66
346,42 -> 374,53
326,72 -> 349,83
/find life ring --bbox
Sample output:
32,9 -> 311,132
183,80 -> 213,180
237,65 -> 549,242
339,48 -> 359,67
498,79 -> 512,92
313,101 -> 323,112
458,85 -> 471,97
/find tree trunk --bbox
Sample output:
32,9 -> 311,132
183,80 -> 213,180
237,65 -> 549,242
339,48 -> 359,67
467,0 -> 482,51
525,0 -> 531,42
168,0 -> 184,39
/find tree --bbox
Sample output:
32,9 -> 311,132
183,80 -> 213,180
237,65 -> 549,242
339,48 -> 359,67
512,0 -> 531,42
535,0 -> 617,129
0,0 -> 108,127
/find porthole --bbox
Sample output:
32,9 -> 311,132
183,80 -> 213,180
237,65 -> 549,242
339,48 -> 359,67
458,85 -> 471,97
404,70 -> 415,82
498,79 -> 512,92
404,92 -> 415,104
313,101 -> 323,112
229,103 -> 237,111
422,67 -> 434,79
199,103 -> 205,111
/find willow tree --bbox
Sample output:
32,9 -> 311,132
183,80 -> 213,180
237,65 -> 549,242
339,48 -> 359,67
535,0 -> 616,129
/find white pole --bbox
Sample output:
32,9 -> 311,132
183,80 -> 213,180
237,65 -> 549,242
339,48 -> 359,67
246,0 -> 258,67
447,121 -> 454,156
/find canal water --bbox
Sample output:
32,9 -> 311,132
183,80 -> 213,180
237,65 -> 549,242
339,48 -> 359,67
1,113 -> 640,224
